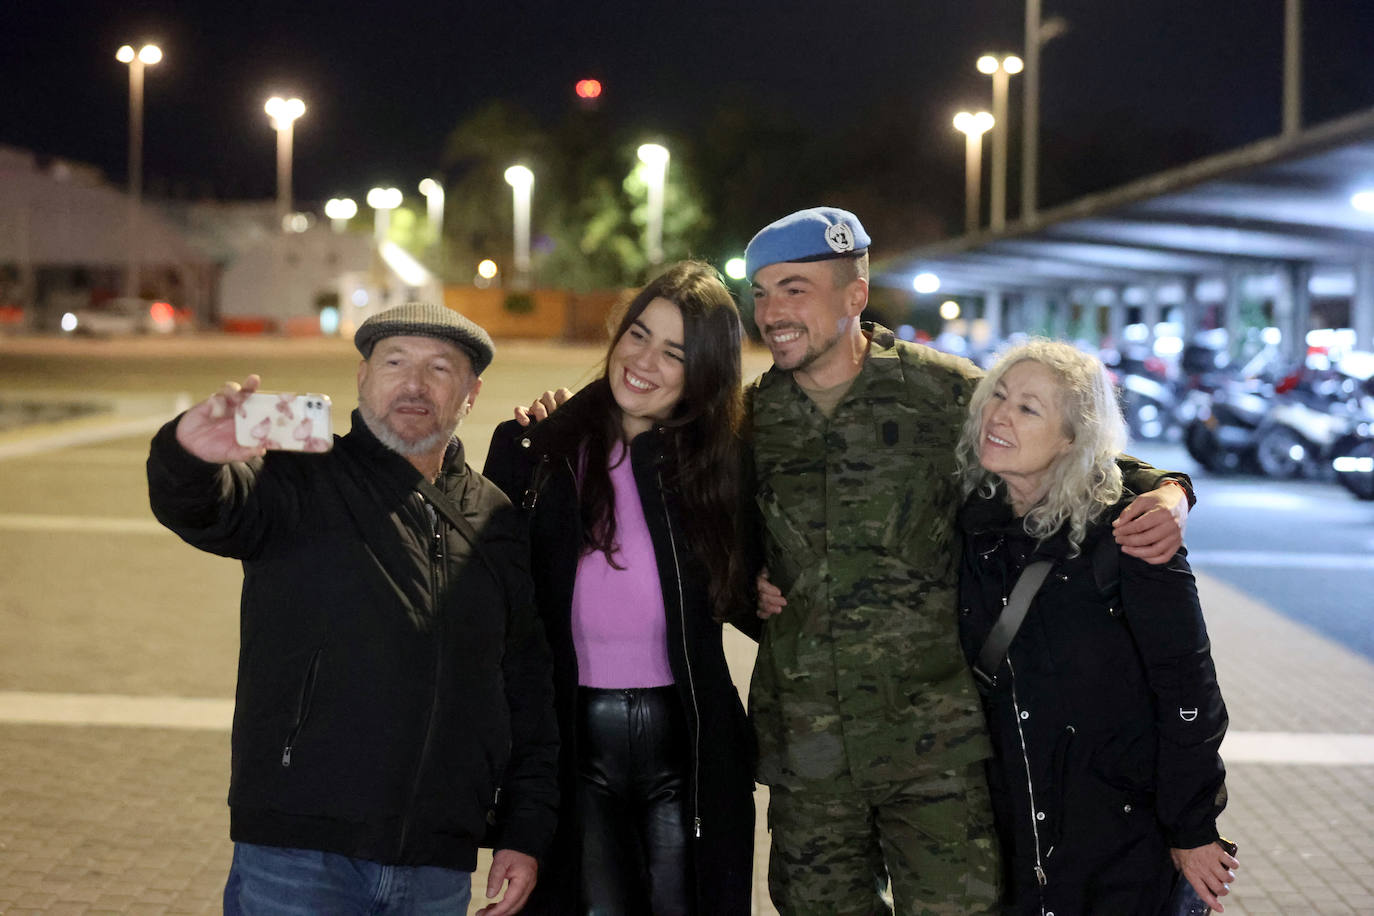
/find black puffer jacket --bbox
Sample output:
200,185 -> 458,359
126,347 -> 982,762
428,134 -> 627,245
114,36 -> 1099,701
958,490 -> 1228,915
484,390 -> 756,915
148,410 -> 558,871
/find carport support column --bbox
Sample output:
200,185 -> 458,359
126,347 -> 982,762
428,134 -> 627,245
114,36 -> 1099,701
1047,293 -> 1069,339
1355,254 -> 1374,351
1224,263 -> 1245,359
982,289 -> 1003,346
1181,277 -> 1202,343
1108,287 -> 1126,348
1022,291 -> 1049,336
1283,262 -> 1312,361
1141,286 -> 1162,348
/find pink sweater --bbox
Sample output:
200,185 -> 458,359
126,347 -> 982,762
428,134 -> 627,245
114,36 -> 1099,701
570,443 -> 675,688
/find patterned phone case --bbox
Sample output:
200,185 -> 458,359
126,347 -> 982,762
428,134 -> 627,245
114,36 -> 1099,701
233,392 -> 333,452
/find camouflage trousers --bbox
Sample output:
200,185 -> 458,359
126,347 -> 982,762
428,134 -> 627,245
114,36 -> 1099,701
766,763 -> 1000,916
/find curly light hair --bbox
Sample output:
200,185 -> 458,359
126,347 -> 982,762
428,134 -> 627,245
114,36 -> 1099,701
956,338 -> 1127,554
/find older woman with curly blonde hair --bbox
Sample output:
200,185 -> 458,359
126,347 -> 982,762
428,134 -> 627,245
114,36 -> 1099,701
954,339 -> 1238,915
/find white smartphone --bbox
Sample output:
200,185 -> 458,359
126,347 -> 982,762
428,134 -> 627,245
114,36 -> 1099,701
233,391 -> 333,452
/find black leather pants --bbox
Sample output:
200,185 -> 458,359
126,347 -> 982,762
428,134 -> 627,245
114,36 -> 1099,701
576,686 -> 694,916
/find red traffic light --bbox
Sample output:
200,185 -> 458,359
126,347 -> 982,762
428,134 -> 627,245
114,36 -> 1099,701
575,79 -> 602,99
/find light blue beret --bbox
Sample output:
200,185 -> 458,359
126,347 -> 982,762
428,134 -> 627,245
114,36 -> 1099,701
744,206 -> 871,281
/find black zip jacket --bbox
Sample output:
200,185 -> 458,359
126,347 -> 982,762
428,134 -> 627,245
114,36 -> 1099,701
958,490 -> 1228,915
147,409 -> 558,871
483,390 -> 756,915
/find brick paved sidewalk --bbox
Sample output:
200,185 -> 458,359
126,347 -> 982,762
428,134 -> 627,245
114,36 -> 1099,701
2,570 -> 1371,914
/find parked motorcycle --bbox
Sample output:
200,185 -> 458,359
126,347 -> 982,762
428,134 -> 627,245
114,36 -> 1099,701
1187,364 -> 1374,479
1103,346 -> 1178,442
1183,378 -> 1271,473
1332,428 -> 1374,500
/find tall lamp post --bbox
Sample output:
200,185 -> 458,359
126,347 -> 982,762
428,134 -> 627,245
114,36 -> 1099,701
503,165 -> 534,290
116,43 -> 162,299
953,111 -> 994,235
265,96 -> 305,231
366,187 -> 402,243
418,177 -> 446,277
977,53 -> 1023,232
636,143 -> 670,266
324,197 -> 357,233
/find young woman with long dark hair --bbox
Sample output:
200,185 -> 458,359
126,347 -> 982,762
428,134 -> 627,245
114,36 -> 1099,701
483,260 -> 755,915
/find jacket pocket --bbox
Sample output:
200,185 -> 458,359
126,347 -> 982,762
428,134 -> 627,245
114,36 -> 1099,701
281,648 -> 322,767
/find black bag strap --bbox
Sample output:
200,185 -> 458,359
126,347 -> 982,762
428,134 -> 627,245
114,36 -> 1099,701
973,560 -> 1054,689
414,477 -> 509,610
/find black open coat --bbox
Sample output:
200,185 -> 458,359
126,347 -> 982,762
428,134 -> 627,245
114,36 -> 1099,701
147,411 -> 558,871
483,392 -> 756,915
958,490 -> 1228,915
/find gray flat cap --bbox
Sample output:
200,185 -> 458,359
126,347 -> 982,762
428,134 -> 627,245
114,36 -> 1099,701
354,302 -> 495,375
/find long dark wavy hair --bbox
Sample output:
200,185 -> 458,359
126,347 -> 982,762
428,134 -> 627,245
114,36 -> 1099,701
553,260 -> 747,619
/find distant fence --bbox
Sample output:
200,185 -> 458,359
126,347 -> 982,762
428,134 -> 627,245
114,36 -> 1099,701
217,287 -> 633,342
442,286 -> 632,342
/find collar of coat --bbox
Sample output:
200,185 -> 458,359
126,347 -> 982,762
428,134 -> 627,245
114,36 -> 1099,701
342,407 -> 466,490
512,384 -> 669,468
752,321 -> 914,404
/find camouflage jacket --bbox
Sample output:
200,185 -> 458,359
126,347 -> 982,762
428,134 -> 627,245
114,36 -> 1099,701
747,323 -> 994,792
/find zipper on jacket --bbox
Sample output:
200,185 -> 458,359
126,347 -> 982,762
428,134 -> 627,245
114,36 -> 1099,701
658,469 -> 702,838
281,648 -> 323,767
398,499 -> 447,857
1007,658 -> 1049,891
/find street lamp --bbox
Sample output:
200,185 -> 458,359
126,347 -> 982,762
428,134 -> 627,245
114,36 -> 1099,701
636,143 -> 670,266
116,42 -> 161,298
503,165 -> 534,289
366,187 -> 402,243
953,111 -> 994,234
418,178 -> 446,277
977,53 -> 1022,231
324,197 -> 357,233
417,178 -> 445,245
265,96 -> 305,230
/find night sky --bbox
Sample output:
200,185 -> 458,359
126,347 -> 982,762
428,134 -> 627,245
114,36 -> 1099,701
6,1 -> 1374,221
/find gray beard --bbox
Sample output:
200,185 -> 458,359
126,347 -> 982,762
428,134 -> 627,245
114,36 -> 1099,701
358,402 -> 454,457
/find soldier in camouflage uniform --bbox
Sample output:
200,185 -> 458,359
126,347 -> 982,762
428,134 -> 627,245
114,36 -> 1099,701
742,207 -> 1190,915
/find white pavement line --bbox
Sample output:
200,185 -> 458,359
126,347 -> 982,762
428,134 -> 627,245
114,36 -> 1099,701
1189,550 -> 1374,571
0,401 -> 187,461
0,513 -> 168,535
0,691 -> 233,730
0,691 -> 1371,765
1223,731 -> 1374,764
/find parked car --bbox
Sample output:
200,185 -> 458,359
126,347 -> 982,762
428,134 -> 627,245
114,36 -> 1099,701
60,298 -> 190,335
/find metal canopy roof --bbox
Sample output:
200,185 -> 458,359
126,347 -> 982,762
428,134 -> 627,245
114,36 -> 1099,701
877,106 -> 1374,298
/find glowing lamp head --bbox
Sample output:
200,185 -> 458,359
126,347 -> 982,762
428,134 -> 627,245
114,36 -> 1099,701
953,111 -> 994,137
325,198 -> 358,220
139,45 -> 162,65
576,79 -> 603,99
913,272 -> 941,294
1002,55 -> 1024,74
977,55 -> 999,74
366,187 -> 402,209
636,143 -> 670,168
116,45 -> 135,63
724,258 -> 746,281
477,259 -> 499,280
504,165 -> 534,189
265,96 -> 306,127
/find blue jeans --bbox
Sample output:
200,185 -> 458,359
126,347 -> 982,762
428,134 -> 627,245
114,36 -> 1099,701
223,843 -> 472,915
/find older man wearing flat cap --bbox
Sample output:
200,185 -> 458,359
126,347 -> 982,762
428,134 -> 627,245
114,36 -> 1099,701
148,302 -> 557,916
743,209 -> 1192,915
